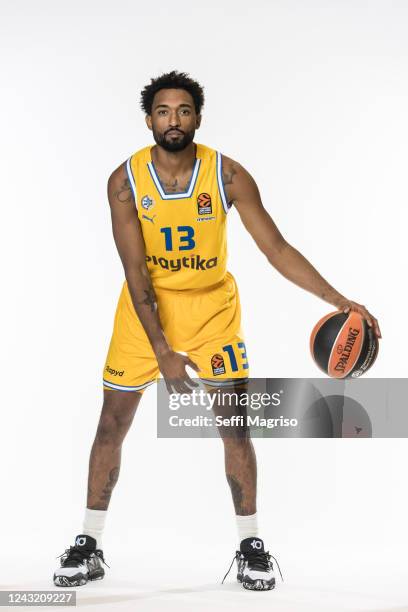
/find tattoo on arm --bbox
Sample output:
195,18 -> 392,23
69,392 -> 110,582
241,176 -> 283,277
222,163 -> 237,207
137,287 -> 157,312
114,178 -> 133,204
222,164 -> 237,186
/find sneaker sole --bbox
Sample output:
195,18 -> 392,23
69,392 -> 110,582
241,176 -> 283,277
53,574 -> 88,588
238,574 -> 275,591
53,569 -> 104,588
242,579 -> 275,591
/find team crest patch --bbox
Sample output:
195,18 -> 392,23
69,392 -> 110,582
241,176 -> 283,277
211,353 -> 226,376
197,192 -> 212,215
141,195 -> 154,210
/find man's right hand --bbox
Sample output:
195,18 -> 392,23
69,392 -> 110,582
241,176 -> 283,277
156,348 -> 200,394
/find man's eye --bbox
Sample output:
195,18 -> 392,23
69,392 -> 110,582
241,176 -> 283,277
180,110 -> 190,115
158,110 -> 167,115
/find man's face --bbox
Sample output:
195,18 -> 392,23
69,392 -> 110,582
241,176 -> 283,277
146,88 -> 201,152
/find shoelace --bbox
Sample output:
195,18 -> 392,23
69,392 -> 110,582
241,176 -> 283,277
221,550 -> 284,584
95,550 -> 110,568
56,546 -> 110,569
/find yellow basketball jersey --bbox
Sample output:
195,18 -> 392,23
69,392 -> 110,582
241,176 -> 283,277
126,143 -> 231,291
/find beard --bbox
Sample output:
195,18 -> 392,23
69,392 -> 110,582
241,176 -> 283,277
152,126 -> 195,152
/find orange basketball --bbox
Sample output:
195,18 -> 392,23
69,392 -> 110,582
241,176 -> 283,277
310,311 -> 379,378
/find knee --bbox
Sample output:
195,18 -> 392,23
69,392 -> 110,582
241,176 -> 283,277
95,412 -> 132,446
94,393 -> 140,446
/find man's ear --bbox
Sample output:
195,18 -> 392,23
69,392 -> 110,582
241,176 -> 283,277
196,114 -> 202,129
145,115 -> 152,131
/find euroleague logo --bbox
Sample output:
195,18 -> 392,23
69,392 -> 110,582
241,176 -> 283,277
197,192 -> 212,215
211,353 -> 226,376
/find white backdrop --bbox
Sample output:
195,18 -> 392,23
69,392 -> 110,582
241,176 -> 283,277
1,1 -> 408,610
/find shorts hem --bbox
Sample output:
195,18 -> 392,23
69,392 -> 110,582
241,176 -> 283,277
103,378 -> 156,392
199,377 -> 249,387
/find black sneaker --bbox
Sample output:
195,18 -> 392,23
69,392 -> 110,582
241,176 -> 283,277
222,537 -> 283,591
53,534 -> 108,587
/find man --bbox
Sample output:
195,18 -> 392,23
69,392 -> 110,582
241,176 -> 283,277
54,71 -> 381,591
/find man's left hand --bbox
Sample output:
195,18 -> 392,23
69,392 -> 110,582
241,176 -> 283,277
334,299 -> 382,339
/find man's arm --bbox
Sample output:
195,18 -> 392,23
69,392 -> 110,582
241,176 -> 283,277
107,163 -> 200,392
221,156 -> 381,338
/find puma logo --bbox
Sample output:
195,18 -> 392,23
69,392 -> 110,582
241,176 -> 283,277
142,214 -> 156,224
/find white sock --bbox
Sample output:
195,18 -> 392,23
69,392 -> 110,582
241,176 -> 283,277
82,508 -> 107,550
236,512 -> 259,545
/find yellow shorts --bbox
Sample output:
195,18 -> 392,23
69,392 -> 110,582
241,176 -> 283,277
103,271 -> 249,393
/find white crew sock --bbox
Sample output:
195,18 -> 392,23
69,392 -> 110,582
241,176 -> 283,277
82,508 -> 107,550
236,512 -> 259,545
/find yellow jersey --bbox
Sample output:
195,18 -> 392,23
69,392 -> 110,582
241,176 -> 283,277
126,143 -> 231,291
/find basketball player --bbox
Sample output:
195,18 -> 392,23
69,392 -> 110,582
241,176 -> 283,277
53,71 -> 381,591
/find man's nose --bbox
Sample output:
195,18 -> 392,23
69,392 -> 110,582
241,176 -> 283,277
168,110 -> 180,126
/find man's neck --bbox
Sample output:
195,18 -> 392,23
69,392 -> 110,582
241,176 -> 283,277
151,142 -> 196,177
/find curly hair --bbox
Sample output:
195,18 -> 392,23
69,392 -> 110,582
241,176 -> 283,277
140,70 -> 205,115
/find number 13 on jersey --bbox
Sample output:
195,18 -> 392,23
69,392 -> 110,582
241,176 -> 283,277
160,226 -> 195,251
223,342 -> 249,372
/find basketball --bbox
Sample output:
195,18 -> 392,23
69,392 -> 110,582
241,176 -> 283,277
310,311 -> 379,378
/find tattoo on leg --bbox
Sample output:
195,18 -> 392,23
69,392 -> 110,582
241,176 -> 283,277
114,178 -> 133,204
99,467 -> 120,505
137,287 -> 157,312
227,474 -> 244,514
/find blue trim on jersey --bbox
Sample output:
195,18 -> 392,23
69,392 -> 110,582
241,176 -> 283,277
126,157 -> 137,208
103,378 -> 155,392
216,152 -> 230,214
147,158 -> 201,200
